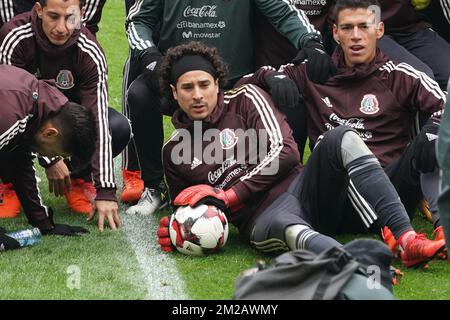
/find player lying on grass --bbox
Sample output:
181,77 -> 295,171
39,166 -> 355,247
0,65 -> 93,241
155,41 -> 446,268
238,0 -> 448,259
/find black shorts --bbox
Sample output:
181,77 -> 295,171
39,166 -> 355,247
384,140 -> 423,219
250,126 -> 367,246
250,125 -> 429,248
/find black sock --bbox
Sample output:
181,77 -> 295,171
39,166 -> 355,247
420,170 -> 441,229
144,179 -> 164,191
295,228 -> 342,254
346,155 -> 413,239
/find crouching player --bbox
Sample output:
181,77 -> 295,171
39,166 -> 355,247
0,65 -> 94,239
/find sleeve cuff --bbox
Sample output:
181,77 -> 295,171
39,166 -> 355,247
225,186 -> 246,212
38,156 -> 62,168
95,188 -> 117,202
33,217 -> 54,231
301,35 -> 322,49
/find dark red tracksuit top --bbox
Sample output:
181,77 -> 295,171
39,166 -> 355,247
240,48 -> 446,168
162,85 -> 302,236
0,65 -> 68,230
0,10 -> 115,201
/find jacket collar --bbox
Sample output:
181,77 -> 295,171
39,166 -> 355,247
328,46 -> 388,82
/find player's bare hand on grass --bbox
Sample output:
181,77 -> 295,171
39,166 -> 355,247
87,200 -> 121,232
45,159 -> 71,196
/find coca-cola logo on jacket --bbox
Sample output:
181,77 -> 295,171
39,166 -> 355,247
183,5 -> 217,18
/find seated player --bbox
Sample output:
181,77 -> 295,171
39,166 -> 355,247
240,0 -> 448,255
155,41 -> 446,268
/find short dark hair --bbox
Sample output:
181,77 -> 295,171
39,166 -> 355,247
333,0 -> 381,23
39,0 -> 86,9
158,41 -> 228,99
50,101 -> 96,169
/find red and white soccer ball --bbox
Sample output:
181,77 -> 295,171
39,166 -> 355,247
169,204 -> 229,256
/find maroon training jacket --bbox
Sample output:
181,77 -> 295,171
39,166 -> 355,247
0,64 -> 68,230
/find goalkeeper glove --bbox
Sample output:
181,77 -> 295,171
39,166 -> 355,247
157,216 -> 174,252
264,72 -> 300,109
292,40 -> 337,84
413,119 -> 439,173
174,184 -> 241,212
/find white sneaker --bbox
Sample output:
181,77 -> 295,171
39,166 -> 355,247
126,187 -> 165,215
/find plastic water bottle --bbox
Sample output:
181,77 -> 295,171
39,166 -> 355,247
6,227 -> 43,247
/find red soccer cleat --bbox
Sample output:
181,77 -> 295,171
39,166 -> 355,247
381,226 -> 400,257
433,226 -> 445,241
432,226 -> 448,260
121,170 -> 144,203
0,183 -> 21,218
65,179 -> 93,215
399,232 -> 446,268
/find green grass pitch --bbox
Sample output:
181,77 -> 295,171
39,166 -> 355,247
0,0 -> 449,300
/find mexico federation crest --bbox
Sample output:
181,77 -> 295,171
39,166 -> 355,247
219,128 -> 238,150
55,70 -> 75,90
360,94 -> 379,115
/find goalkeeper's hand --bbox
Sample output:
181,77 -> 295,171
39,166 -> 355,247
157,216 -> 175,252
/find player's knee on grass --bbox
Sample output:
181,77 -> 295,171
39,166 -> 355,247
251,205 -> 309,253
108,108 -> 132,157
127,75 -> 153,117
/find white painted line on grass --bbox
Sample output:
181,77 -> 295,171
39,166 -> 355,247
115,157 -> 188,299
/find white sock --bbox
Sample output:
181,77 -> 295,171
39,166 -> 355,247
285,224 -> 312,250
